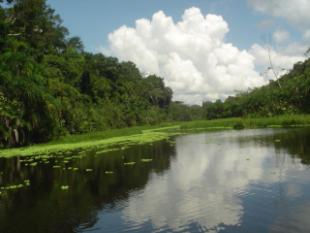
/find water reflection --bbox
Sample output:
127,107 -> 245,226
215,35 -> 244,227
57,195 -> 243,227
0,141 -> 175,233
119,129 -> 310,232
0,128 -> 310,233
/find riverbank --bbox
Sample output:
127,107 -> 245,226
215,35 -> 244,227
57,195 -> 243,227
1,114 -> 310,158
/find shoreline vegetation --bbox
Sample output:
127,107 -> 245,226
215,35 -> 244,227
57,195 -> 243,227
1,1 -> 310,150
1,114 -> 310,158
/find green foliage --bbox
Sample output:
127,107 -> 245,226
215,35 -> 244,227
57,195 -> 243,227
168,101 -> 203,121
2,114 -> 310,158
0,0 -> 185,148
203,58 -> 310,119
233,122 -> 245,130
2,0 -> 309,149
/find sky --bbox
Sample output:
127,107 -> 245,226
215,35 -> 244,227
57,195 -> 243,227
47,0 -> 310,105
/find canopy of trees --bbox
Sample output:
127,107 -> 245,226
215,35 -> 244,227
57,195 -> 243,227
1,0 -> 309,148
0,0 -> 179,147
203,59 -> 310,119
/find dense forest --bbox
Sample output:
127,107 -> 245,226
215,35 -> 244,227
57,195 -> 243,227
203,58 -> 310,119
0,0 -> 204,148
0,0 -> 309,148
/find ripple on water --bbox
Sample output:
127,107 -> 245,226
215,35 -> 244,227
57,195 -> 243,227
1,128 -> 310,233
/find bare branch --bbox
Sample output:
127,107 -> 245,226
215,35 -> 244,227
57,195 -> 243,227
267,45 -> 282,89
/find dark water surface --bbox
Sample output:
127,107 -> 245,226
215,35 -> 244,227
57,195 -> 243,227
1,128 -> 310,233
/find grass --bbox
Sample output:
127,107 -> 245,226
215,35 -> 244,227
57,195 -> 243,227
0,131 -> 175,158
49,123 -> 177,145
178,114 -> 310,130
1,114 -> 310,158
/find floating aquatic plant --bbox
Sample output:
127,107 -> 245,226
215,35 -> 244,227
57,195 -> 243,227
24,179 -> 30,186
0,128 -> 173,158
124,162 -> 136,166
61,185 -> 69,190
1,184 -> 24,190
30,162 -> 38,167
86,168 -> 93,172
105,171 -> 114,174
52,165 -> 61,169
141,159 -> 153,162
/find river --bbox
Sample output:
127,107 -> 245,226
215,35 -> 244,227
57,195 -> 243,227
0,128 -> 310,233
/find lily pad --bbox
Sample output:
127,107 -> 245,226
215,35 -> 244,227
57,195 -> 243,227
61,185 -> 69,190
124,162 -> 136,166
141,159 -> 153,163
30,162 -> 38,167
24,179 -> 30,186
4,184 -> 24,190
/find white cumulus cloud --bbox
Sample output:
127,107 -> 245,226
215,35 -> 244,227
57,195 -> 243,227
248,0 -> 310,29
272,29 -> 290,44
303,30 -> 310,42
248,0 -> 308,73
105,7 -> 266,104
120,131 -> 304,231
250,44 -> 305,79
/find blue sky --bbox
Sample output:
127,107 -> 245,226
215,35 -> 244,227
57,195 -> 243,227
47,0 -> 308,104
47,0 -> 297,52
